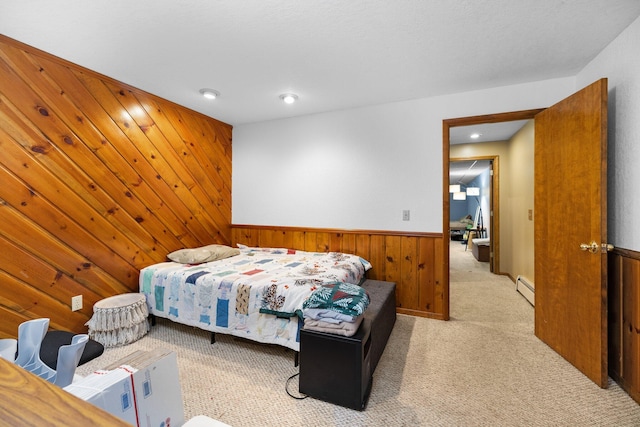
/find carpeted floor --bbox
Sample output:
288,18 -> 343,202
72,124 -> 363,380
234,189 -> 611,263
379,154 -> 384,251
77,243 -> 640,426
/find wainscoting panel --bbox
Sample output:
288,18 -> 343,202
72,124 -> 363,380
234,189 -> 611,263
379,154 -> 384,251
0,36 -> 232,337
608,248 -> 640,404
231,225 -> 446,319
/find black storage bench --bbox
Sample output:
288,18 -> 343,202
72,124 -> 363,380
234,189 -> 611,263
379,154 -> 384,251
299,280 -> 396,410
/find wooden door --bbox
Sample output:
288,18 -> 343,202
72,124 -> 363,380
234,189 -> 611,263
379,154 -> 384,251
534,79 -> 608,387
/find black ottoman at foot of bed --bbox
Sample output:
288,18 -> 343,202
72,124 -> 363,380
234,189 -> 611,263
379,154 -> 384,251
299,280 -> 396,410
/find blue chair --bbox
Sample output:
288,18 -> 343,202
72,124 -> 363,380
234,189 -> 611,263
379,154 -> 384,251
14,318 -> 50,367
0,338 -> 17,361
50,334 -> 89,387
22,333 -> 89,388
39,330 -> 104,370
10,318 -> 89,387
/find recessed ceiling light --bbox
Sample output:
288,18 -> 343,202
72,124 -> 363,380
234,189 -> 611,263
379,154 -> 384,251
470,133 -> 481,139
280,93 -> 298,104
199,88 -> 220,100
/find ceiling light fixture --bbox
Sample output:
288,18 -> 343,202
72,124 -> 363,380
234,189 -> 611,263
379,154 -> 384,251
280,93 -> 298,104
466,187 -> 480,196
199,88 -> 220,100
470,133 -> 481,139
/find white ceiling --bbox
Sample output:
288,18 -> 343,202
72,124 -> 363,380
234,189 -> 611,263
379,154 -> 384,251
450,120 -> 531,184
450,120 -> 532,145
2,1 -> 639,126
450,160 -> 492,187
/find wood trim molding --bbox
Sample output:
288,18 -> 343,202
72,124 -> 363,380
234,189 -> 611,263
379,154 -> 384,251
450,154 -> 500,274
231,224 -> 441,238
611,246 -> 640,260
442,109 -> 544,321
608,247 -> 640,404
231,224 -> 446,319
444,109 -> 545,127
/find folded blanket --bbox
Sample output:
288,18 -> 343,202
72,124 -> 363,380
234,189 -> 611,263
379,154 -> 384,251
302,308 -> 357,324
302,282 -> 369,318
303,316 -> 363,337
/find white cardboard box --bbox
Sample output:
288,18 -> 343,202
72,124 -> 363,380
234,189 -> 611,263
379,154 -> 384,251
66,349 -> 184,427
129,350 -> 185,427
65,367 -> 138,425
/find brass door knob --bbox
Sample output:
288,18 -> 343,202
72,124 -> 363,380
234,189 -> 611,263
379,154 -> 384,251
580,241 -> 614,253
601,243 -> 614,252
580,242 -> 599,253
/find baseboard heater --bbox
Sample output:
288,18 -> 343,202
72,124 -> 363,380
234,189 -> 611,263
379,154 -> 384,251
516,275 -> 535,306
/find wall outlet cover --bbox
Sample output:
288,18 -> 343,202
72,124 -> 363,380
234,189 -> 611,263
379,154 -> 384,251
71,295 -> 83,311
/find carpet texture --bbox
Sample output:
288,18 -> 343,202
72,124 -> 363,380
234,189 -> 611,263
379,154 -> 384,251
77,243 -> 640,426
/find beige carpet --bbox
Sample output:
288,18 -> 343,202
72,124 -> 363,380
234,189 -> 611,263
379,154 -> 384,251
77,243 -> 640,426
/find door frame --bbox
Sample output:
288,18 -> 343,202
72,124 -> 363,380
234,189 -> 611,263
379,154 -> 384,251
450,155 -> 498,273
442,109 -> 544,320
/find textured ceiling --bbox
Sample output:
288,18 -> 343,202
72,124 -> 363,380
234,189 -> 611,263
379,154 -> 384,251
450,120 -> 532,145
450,160 -> 492,186
2,1 -> 640,126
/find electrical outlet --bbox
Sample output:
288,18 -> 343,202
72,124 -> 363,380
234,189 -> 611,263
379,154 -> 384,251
71,295 -> 83,311
402,210 -> 410,221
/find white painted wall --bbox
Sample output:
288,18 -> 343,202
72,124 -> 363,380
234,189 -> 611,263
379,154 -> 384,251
235,14 -> 640,244
576,15 -> 640,251
232,15 -> 640,250
476,168 -> 492,239
233,77 -> 574,232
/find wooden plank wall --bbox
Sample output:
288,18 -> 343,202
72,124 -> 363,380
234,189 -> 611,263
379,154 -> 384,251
608,248 -> 640,404
231,225 -> 447,319
0,36 -> 232,337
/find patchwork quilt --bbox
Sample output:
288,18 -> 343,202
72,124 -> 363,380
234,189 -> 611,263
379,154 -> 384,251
140,247 -> 371,351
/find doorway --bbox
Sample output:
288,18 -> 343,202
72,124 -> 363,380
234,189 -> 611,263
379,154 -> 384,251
442,80 -> 609,388
441,109 -> 542,320
449,157 -> 496,272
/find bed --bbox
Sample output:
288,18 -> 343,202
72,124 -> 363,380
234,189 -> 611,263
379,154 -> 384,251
139,245 -> 371,352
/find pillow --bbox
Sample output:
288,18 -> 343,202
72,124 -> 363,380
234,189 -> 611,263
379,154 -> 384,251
205,244 -> 240,260
167,244 -> 240,264
167,248 -> 212,264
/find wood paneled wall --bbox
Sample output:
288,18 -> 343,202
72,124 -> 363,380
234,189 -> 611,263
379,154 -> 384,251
608,248 -> 640,404
231,225 -> 447,319
0,36 -> 232,337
